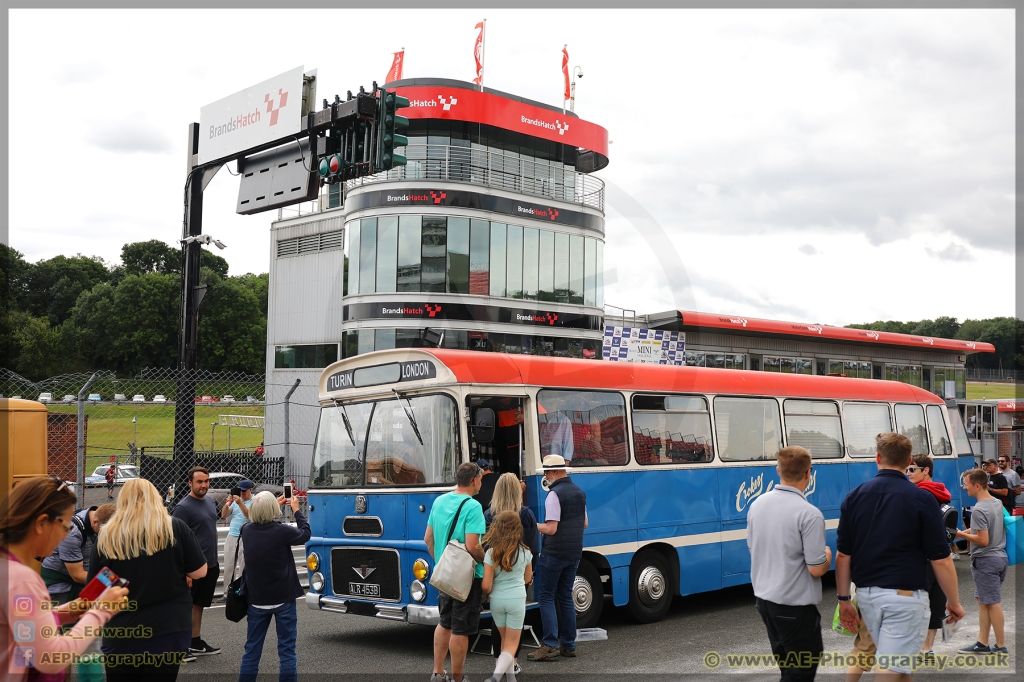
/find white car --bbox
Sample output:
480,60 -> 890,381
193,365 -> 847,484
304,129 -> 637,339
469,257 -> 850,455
38,393 -> 53,403
114,394 -> 127,402
62,394 -> 76,403
222,395 -> 234,403
132,394 -> 146,403
85,465 -> 140,487
153,395 -> 167,403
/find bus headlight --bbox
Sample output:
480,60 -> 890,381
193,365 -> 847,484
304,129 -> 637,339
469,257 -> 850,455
413,558 -> 430,581
310,572 -> 325,593
306,552 -> 320,572
410,580 -> 427,602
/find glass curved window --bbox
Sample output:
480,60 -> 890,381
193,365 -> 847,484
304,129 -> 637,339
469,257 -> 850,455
714,397 -> 782,461
926,405 -> 953,456
537,390 -> 628,467
632,394 -> 714,464
784,400 -> 844,459
310,401 -> 373,487
895,404 -> 929,455
844,402 -> 892,457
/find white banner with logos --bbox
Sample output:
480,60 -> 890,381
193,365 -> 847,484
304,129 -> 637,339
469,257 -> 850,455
199,66 -> 304,164
602,326 -> 685,365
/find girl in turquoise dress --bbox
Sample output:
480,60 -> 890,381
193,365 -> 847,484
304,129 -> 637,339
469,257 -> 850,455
481,510 -> 533,682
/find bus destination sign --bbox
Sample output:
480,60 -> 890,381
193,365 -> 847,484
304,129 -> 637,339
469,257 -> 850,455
326,360 -> 437,392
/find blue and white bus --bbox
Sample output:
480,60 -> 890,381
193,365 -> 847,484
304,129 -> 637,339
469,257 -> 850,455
303,348 -> 974,626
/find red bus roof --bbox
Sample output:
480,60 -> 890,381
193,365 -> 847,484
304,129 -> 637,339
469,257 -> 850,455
667,311 -> 995,354
420,349 -> 944,404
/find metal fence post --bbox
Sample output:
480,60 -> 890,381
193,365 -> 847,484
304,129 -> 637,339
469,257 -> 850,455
76,372 -> 98,503
283,379 -> 301,478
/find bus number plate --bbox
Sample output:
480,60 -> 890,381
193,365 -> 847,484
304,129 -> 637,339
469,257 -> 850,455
349,582 -> 380,597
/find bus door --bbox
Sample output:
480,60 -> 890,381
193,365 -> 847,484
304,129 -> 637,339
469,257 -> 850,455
466,396 -> 525,480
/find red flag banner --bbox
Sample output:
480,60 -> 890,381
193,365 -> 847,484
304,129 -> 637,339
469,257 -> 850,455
386,50 -> 404,83
562,46 -> 570,101
473,22 -> 485,85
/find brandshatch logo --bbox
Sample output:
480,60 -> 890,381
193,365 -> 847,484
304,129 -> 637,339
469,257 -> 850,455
425,304 -> 442,318
556,120 -> 569,136
863,331 -> 880,340
515,312 -> 560,325
438,95 -> 457,111
920,337 -> 935,346
430,191 -> 447,204
721,317 -> 748,328
407,95 -> 458,110
964,341 -> 976,349
264,88 -> 289,126
516,205 -> 561,221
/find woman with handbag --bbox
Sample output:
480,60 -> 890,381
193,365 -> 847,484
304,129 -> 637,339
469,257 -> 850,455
238,491 -> 310,682
88,478 -> 208,682
1,477 -> 130,682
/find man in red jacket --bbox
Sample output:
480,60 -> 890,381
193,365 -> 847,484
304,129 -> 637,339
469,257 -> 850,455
907,454 -> 953,659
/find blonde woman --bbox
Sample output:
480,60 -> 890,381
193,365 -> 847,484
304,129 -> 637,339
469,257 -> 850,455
89,478 -> 207,682
1,477 -> 130,682
484,473 -> 539,676
239,490 -> 310,682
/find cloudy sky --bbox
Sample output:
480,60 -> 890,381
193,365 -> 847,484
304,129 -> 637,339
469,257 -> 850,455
8,8 -> 1014,327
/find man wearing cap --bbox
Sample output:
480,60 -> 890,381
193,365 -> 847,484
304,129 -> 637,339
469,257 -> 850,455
474,460 -> 497,510
528,454 -> 588,662
222,479 -> 254,585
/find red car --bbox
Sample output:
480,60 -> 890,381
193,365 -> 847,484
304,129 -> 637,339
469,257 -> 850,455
195,395 -> 218,403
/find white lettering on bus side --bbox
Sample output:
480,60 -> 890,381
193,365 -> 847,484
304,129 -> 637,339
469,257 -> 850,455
401,362 -> 432,380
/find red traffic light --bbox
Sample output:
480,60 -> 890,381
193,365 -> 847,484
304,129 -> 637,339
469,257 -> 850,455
329,155 -> 340,174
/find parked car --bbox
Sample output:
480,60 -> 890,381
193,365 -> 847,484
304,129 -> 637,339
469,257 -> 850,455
195,395 -> 217,403
11,396 -> 22,400
205,472 -> 283,515
222,395 -> 234,403
113,393 -> 127,402
87,393 -> 102,402
132,394 -> 146,403
62,394 -> 76,403
246,395 -> 258,403
84,464 -> 141,487
37,393 -> 53,403
153,395 -> 167,403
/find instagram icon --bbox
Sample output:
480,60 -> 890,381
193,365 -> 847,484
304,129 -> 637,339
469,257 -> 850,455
13,595 -> 33,616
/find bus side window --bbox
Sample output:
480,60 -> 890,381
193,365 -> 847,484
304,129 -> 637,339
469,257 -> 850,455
537,390 -> 628,467
714,397 -> 782,462
783,400 -> 844,459
894,404 -> 929,455
844,403 -> 892,457
631,394 -> 714,464
926,405 -> 953,456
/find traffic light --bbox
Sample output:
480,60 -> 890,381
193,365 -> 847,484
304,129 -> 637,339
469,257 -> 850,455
318,152 -> 345,184
376,88 -> 410,171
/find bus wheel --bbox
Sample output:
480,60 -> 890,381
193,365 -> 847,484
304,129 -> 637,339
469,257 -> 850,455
627,551 -> 671,623
573,560 -> 603,629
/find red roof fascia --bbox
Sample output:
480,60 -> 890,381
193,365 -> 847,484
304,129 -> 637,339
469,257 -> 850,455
997,400 -> 1024,412
677,311 -> 995,354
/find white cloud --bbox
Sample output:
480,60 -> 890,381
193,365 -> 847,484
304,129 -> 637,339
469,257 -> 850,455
925,243 -> 973,262
798,244 -> 818,256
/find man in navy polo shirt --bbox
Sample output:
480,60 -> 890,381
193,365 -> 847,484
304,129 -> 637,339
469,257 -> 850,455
836,433 -> 964,679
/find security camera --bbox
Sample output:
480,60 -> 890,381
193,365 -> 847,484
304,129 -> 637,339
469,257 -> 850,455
578,71 -> 583,78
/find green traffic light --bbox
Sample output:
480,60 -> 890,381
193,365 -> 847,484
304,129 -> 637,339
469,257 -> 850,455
391,153 -> 407,167
393,94 -> 410,109
319,158 -> 330,177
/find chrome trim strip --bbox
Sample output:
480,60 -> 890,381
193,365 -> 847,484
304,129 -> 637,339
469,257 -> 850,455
407,604 -> 440,626
320,596 -> 348,614
375,605 -> 407,621
304,592 -> 321,611
330,546 -> 402,602
343,515 -> 384,537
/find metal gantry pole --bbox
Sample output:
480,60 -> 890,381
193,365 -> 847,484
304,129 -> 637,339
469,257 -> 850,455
76,373 -> 98,507
283,378 -> 301,480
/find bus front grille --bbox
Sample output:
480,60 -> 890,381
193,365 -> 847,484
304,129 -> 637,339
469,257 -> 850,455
343,516 -> 384,536
330,547 -> 402,602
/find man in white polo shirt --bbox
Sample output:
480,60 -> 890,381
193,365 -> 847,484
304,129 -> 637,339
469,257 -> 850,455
747,446 -> 831,682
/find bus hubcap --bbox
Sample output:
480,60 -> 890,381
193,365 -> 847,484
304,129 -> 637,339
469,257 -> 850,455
636,566 -> 665,607
573,576 -> 593,613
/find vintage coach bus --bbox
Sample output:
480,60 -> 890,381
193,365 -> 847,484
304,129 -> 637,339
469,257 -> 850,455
303,348 -> 970,626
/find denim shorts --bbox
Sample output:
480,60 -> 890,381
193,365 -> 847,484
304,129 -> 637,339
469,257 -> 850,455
971,554 -> 1008,605
856,586 -> 929,674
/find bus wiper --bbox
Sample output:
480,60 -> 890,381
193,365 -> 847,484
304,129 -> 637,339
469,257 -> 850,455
392,389 -> 424,446
334,400 -> 356,446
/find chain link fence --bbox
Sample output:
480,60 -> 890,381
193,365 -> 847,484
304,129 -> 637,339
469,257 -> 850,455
1,368 -> 322,516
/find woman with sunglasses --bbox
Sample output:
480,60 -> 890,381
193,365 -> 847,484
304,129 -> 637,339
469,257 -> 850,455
906,455 -> 952,660
1,477 -> 130,681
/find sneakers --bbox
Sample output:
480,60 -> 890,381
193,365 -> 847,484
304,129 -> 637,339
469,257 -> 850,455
513,663 -> 522,675
188,639 -> 221,656
429,673 -> 451,682
958,642 -> 991,654
559,647 -> 576,658
182,652 -> 197,663
527,645 -> 560,661
990,646 -> 1009,655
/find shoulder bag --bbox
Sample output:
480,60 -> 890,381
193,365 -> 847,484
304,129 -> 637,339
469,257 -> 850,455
429,498 -> 476,602
225,533 -> 248,622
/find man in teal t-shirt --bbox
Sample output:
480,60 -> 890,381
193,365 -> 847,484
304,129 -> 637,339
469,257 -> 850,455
425,462 -> 486,682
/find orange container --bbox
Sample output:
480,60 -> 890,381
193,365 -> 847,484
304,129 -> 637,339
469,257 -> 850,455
0,398 -> 49,502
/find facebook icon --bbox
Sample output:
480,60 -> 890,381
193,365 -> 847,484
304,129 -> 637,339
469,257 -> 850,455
14,646 -> 35,668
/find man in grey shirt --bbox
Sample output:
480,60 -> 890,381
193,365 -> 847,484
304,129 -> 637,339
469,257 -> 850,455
747,446 -> 831,682
997,456 -> 1020,504
955,469 -> 1009,655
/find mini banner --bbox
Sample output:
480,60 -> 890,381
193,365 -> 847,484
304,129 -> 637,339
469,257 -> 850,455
344,187 -> 604,231
386,51 -> 404,83
602,326 -> 686,365
473,22 -> 485,84
562,47 -> 570,101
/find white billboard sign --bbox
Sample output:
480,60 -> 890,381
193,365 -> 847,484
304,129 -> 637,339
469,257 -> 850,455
198,66 -> 304,164
602,326 -> 685,365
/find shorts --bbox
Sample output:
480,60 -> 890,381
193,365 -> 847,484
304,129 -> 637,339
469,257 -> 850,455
438,577 -> 483,636
849,614 -> 877,672
971,554 -> 1008,605
927,578 -> 947,630
488,593 -> 527,630
856,586 -> 929,674
190,562 -> 220,608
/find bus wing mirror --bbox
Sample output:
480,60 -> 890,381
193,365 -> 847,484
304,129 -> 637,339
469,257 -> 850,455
471,408 -> 496,444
